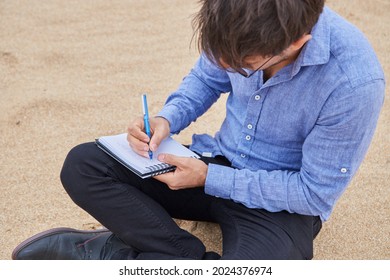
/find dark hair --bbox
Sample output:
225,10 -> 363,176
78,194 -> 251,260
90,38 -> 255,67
192,0 -> 325,70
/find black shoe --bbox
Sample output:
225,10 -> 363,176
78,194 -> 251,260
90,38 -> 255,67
12,227 -> 135,260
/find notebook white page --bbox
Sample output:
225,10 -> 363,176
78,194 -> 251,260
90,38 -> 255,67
96,133 -> 199,178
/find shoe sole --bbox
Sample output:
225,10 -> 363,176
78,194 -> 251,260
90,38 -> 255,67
12,227 -> 110,260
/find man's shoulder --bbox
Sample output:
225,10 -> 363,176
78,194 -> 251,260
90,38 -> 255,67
325,8 -> 385,88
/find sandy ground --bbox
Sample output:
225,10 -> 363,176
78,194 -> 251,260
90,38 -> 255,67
0,0 -> 389,260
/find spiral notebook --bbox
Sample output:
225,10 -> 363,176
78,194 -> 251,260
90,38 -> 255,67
95,133 -> 199,179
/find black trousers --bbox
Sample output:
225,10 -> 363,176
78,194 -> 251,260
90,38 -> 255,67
60,142 -> 321,260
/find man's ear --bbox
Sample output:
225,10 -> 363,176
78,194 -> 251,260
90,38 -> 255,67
290,34 -> 312,51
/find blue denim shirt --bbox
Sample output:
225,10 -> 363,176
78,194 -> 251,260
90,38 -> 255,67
157,7 -> 385,221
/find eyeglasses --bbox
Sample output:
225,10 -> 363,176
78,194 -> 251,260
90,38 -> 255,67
235,55 -> 274,78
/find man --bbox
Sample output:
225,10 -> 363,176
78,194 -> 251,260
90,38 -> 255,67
13,0 -> 384,260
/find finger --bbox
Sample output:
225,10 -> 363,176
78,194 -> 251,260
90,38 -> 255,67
127,134 -> 150,157
153,171 -> 181,190
127,117 -> 150,143
158,153 -> 183,166
153,171 -> 174,184
149,135 -> 163,152
127,118 -> 152,158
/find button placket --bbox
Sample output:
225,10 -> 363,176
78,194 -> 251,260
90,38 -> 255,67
234,90 -> 266,168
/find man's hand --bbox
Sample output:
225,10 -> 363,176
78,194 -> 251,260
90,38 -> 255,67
153,154 -> 208,190
127,116 -> 170,158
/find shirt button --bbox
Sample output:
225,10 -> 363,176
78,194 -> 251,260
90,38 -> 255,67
340,168 -> 348,173
245,135 -> 251,141
254,95 -> 261,101
240,154 -> 246,158
247,124 -> 253,130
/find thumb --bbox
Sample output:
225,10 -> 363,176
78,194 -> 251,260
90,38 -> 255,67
149,132 -> 166,152
158,153 -> 181,166
149,118 -> 170,151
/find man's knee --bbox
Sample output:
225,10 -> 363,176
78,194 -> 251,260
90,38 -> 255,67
60,142 -> 97,202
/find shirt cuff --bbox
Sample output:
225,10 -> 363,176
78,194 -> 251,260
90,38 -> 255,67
204,163 -> 234,199
157,105 -> 182,134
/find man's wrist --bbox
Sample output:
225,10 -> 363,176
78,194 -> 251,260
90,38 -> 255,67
154,116 -> 170,131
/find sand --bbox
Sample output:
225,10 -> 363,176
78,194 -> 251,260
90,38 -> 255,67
0,0 -> 389,260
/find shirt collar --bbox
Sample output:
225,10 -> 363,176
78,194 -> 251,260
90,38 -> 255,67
292,7 -> 331,75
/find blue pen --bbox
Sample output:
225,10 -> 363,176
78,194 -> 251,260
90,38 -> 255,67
142,94 -> 153,160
